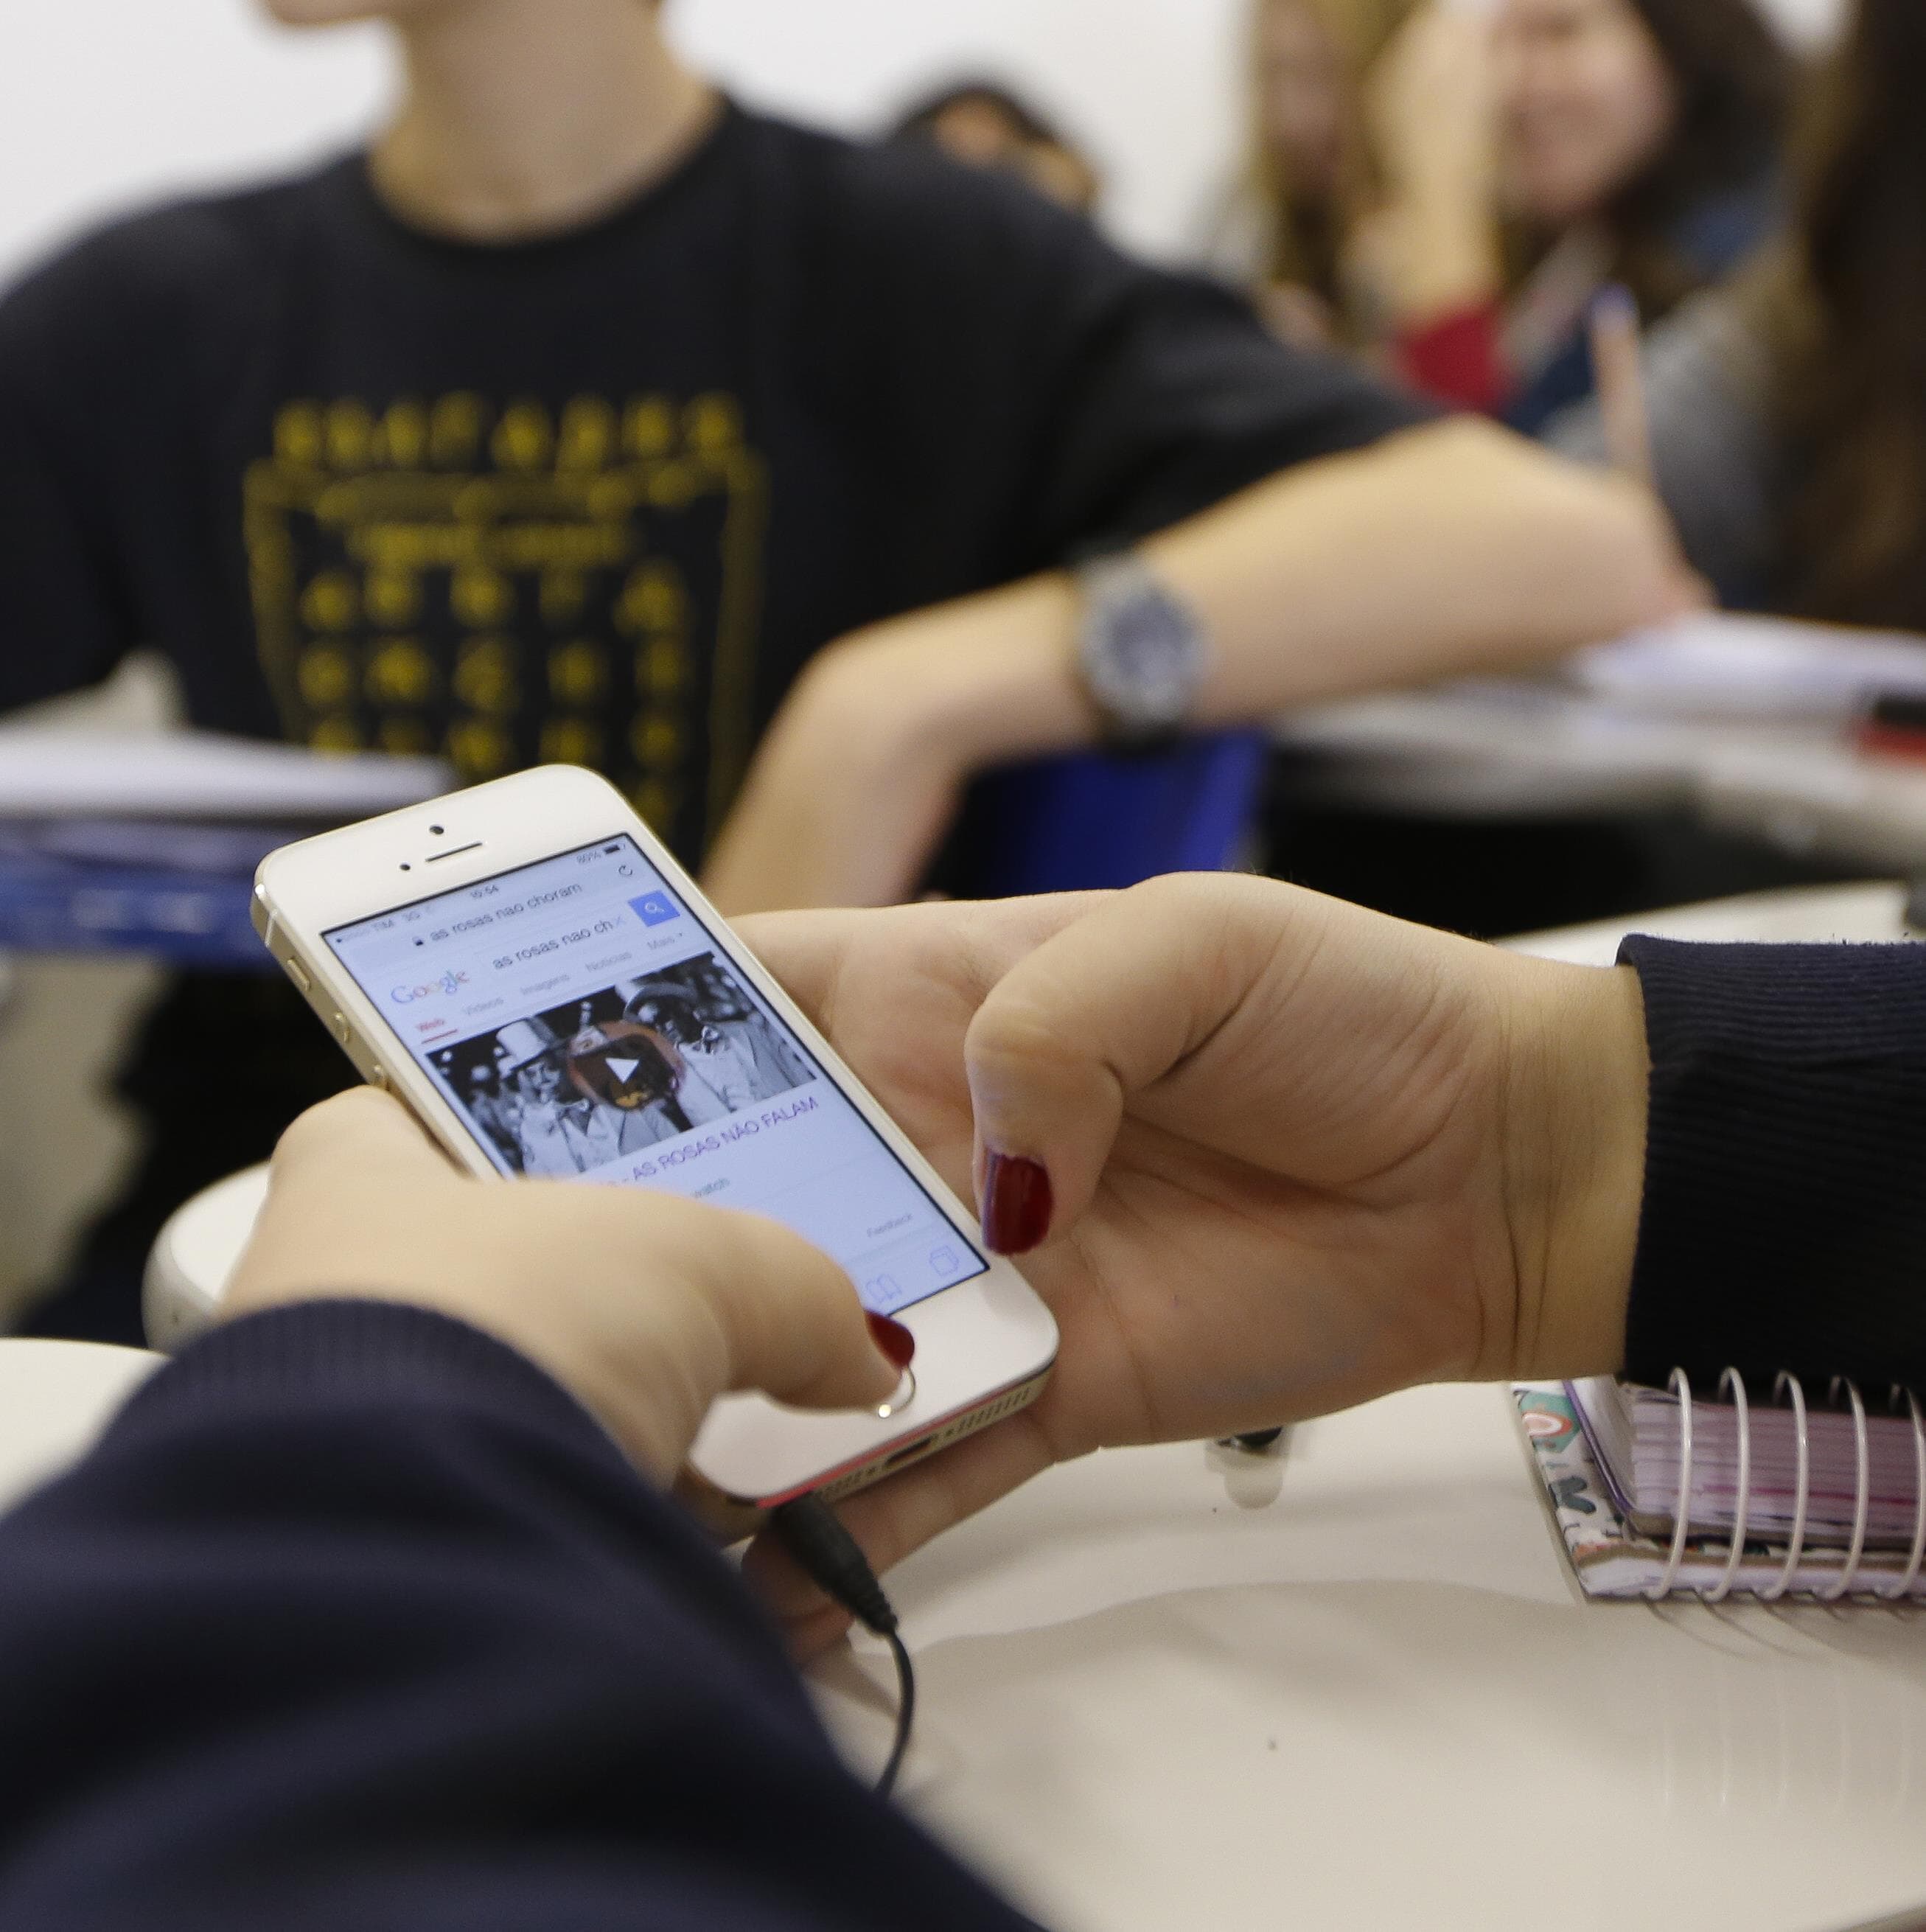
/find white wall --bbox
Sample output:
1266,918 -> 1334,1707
0,0 -> 1851,294
0,0 -> 1248,285
0,3 -> 391,285
673,0 -> 1248,260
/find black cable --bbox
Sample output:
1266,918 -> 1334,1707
770,1495 -> 915,1799
877,1628 -> 916,1798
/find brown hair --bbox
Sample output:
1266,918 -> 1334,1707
1774,0 -> 1926,626
1527,0 -> 1797,319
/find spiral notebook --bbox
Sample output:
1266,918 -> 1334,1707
1515,1371 -> 1926,1603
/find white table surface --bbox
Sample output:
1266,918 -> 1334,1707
0,1339 -> 157,1511
823,1384 -> 1926,1932
1504,878 -> 1912,964
130,881 -> 1926,1932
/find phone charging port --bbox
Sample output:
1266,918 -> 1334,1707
882,1434 -> 935,1471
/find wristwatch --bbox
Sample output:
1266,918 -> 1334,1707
1073,551 -> 1210,750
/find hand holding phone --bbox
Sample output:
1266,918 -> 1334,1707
252,767 -> 1058,1506
228,1086 -> 904,1484
735,876 -> 1644,1647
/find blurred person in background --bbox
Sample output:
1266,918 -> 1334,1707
0,0 -> 1693,1342
1196,0 -> 1420,349
888,79 -> 1102,216
1548,0 -> 1926,618
1374,0 -> 1796,430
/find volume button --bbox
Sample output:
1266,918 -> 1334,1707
282,956 -> 311,994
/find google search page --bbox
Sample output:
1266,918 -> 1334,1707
325,836 -> 985,1318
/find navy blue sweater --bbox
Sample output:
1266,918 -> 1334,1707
0,1304 -> 1039,1930
0,938 -> 1919,1927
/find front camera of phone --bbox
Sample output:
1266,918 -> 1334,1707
429,824 -> 445,836
399,862 -> 412,872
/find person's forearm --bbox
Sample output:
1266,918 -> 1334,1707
874,419 -> 1679,724
1362,6 -> 1504,332
1375,195 -> 1503,334
699,574 -> 1092,913
751,419 -> 1685,776
1504,958 -> 1647,1381
704,419 -> 1690,913
1144,419 -> 1690,712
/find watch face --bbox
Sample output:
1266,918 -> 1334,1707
1113,599 -> 1193,706
1090,582 -> 1204,731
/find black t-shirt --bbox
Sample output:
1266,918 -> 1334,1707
0,101 -> 1424,863
0,103 -> 1427,1331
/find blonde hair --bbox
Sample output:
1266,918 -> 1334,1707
1243,0 -> 1421,305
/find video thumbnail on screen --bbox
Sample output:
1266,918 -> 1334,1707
433,952 -> 814,1177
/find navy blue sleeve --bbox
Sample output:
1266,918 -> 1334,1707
1619,938 -> 1926,1396
0,1301 -> 1037,1932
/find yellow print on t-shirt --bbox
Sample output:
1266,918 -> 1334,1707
243,391 -> 767,850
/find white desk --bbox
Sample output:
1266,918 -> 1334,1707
825,1384 -> 1926,1932
1506,878 -> 1912,964
0,1340 -> 157,1510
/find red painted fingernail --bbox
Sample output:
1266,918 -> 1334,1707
866,1312 -> 915,1370
980,1152 -> 1053,1255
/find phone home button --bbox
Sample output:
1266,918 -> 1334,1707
874,1370 -> 915,1420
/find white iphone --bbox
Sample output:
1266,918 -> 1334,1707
251,765 -> 1057,1507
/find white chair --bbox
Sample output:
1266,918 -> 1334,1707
143,1164 -> 270,1350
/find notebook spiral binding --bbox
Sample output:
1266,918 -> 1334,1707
1649,1367 -> 1926,1604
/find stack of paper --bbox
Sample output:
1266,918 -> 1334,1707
1571,1374 -> 1923,1546
1515,1384 -> 1926,1601
1574,613 -> 1926,722
0,731 -> 452,822
0,733 -> 453,964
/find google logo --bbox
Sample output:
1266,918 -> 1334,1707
391,970 -> 470,1003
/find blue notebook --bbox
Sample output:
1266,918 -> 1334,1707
0,823 -> 281,968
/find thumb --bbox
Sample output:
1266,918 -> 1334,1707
677,1207 -> 904,1417
963,874 -> 1258,1255
269,1084 -> 453,1188
481,1199 -> 905,1488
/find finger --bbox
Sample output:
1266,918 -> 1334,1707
741,1404 -> 1060,1654
963,873 -> 1270,1251
269,1085 -> 447,1187
234,1090 -> 455,1307
1587,285 -> 1653,489
736,894 -> 1103,1035
674,1207 -> 903,1415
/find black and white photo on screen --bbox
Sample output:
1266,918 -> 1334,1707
432,954 -> 813,1177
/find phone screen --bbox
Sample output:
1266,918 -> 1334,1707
324,836 -> 987,1318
